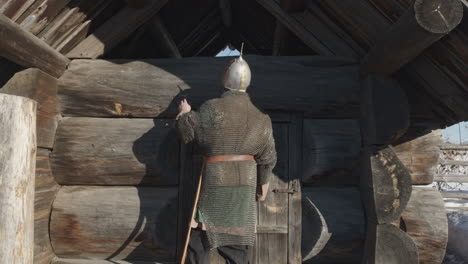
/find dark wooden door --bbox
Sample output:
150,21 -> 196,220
250,113 -> 302,264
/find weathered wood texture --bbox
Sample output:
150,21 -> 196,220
58,56 -> 359,118
314,0 -> 468,123
35,149 -> 58,264
0,94 -> 36,264
393,130 -> 442,184
35,148 -> 58,220
148,15 -> 182,59
34,218 -> 55,264
255,0 -> 332,55
1,68 -> 59,148
301,187 -> 365,263
50,117 -> 179,186
50,186 -> 178,261
0,0 -> 36,21
0,14 -> 70,77
67,0 -> 168,58
373,224 -> 419,263
302,119 -> 360,185
361,147 -> 413,225
51,259 -> 174,264
17,0 -> 70,35
401,187 -> 448,264
361,0 -> 463,74
255,123 -> 289,264
361,75 -> 409,146
441,191 -> 468,199
288,115 -> 302,264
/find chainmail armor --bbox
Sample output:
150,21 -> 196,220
176,90 -> 277,248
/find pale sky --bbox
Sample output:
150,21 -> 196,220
216,46 -> 240,57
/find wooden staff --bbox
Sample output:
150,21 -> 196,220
181,162 -> 204,264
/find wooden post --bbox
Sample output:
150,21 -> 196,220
0,14 -> 70,78
0,93 -> 36,264
359,75 -> 417,263
361,0 -> 463,74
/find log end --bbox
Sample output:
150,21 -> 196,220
415,0 -> 464,34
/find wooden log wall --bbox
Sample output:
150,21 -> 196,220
0,94 -> 36,264
51,118 -> 179,186
393,130 -> 442,185
57,56 -> 360,118
47,57 -> 450,263
0,68 -> 60,264
401,187 -> 448,264
359,75 -> 418,264
50,186 -> 178,260
0,13 -> 70,78
301,187 -> 365,263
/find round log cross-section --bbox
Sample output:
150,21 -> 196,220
414,0 -> 464,34
0,94 -> 36,264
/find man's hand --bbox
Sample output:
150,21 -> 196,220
177,99 -> 191,119
256,183 -> 270,201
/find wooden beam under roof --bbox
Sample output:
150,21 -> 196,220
148,15 -> 182,58
67,0 -> 168,59
272,0 -> 309,56
219,0 -> 232,28
361,0 -> 463,75
256,0 -> 333,55
0,14 -> 69,78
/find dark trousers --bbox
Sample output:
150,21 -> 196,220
188,228 -> 249,264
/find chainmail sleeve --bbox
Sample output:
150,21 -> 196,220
255,116 -> 277,185
175,111 -> 200,144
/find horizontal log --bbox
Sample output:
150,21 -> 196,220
50,186 -> 178,261
52,259 -> 172,264
51,117 -> 179,186
361,0 -> 463,74
434,175 -> 468,183
302,119 -> 360,185
58,56 -> 360,118
441,191 -> 468,199
440,144 -> 468,150
1,68 -> 59,148
302,187 -> 365,263
393,130 -> 441,184
401,187 -> 448,264
440,160 -> 468,166
0,14 -> 70,77
34,218 -> 55,264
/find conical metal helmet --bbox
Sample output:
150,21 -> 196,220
222,53 -> 251,92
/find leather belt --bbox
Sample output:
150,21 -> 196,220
204,155 -> 255,163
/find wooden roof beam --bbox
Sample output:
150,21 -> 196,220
361,0 -> 463,75
148,15 -> 182,58
219,0 -> 232,28
67,0 -> 168,59
0,14 -> 70,78
256,0 -> 333,55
